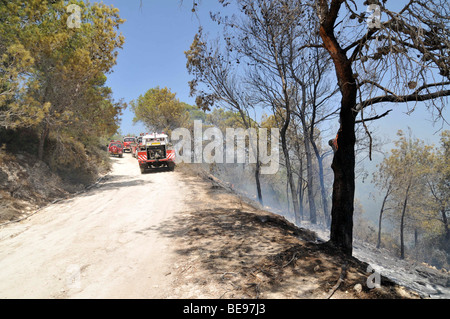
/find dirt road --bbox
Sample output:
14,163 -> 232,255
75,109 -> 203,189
0,154 -> 206,298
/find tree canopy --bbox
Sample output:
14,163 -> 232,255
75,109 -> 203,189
131,86 -> 190,134
0,0 -> 126,182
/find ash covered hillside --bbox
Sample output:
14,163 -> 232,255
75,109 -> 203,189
192,163 -> 450,299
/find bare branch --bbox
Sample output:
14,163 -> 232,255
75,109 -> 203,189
355,109 -> 392,123
361,89 -> 450,109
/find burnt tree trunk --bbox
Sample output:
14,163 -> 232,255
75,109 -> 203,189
400,182 -> 411,259
281,127 -> 301,225
376,184 -> 391,249
297,82 -> 317,224
255,137 -> 263,205
319,14 -> 358,255
329,99 -> 356,255
302,126 -> 317,224
297,159 -> 304,221
237,108 -> 263,206
311,140 -> 330,227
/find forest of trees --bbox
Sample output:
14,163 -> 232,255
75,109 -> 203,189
372,130 -> 449,267
0,0 -> 126,183
182,0 -> 450,259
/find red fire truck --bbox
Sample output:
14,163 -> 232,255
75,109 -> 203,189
137,133 -> 175,173
123,136 -> 136,153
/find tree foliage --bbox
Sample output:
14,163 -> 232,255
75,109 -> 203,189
131,86 -> 190,134
374,130 -> 449,264
0,0 -> 126,182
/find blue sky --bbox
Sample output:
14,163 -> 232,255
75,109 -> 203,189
101,0 -> 223,135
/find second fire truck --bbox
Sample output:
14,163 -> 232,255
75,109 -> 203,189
137,132 -> 175,173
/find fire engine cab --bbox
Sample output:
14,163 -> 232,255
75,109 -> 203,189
123,137 -> 136,153
137,132 -> 175,173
